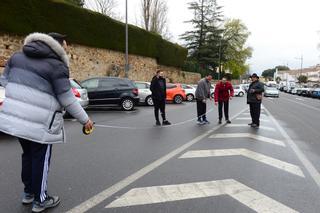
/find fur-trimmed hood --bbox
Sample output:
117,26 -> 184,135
23,32 -> 69,66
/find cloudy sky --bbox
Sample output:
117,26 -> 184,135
89,0 -> 320,73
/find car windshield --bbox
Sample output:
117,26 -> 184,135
70,79 -> 82,89
136,83 -> 148,89
267,87 -> 277,90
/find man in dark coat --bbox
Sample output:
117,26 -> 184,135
150,70 -> 171,126
247,73 -> 265,128
214,77 -> 234,124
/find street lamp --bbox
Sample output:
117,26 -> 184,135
294,55 -> 303,78
125,0 -> 129,78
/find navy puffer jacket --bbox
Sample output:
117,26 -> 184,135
0,33 -> 89,144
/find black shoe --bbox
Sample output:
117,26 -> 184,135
156,121 -> 161,126
218,120 -> 222,124
32,196 -> 60,213
248,123 -> 253,126
251,124 -> 259,129
203,119 -> 210,124
226,120 -> 231,124
162,120 -> 171,125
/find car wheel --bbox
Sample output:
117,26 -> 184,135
121,98 -> 134,111
238,92 -> 244,97
186,94 -> 194,102
173,95 -> 183,104
145,96 -> 154,106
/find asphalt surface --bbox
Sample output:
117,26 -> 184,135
0,94 -> 320,213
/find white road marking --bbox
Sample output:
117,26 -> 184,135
263,106 -> 320,188
242,112 -> 267,117
295,98 -> 304,101
209,133 -> 285,146
236,117 -> 270,122
179,149 -> 305,177
282,97 -> 320,113
66,108 -> 248,213
105,179 -> 298,213
225,124 -> 276,131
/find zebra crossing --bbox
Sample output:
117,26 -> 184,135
100,106 -> 320,213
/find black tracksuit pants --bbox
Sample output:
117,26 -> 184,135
249,103 -> 261,126
153,98 -> 166,122
19,138 -> 52,202
218,101 -> 229,121
196,99 -> 207,121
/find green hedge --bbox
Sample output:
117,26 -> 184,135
0,0 -> 187,67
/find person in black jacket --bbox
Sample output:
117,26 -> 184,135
247,73 -> 265,128
150,70 -> 171,126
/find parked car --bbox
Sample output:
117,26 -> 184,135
181,84 -> 196,101
308,85 -> 320,97
210,84 -> 215,98
81,77 -> 139,111
291,87 -> 298,95
312,88 -> 320,99
0,85 -> 5,107
300,87 -> 311,97
233,85 -> 245,97
70,78 -> 89,108
240,84 -> 249,92
135,81 -> 153,106
264,87 -> 279,98
166,83 -> 186,104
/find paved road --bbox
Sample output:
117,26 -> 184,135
0,95 -> 319,213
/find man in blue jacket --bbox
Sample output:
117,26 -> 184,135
0,32 -> 94,212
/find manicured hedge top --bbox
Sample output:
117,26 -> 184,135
0,0 -> 187,67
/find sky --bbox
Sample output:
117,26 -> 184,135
87,0 -> 320,74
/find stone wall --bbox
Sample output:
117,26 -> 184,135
0,34 -> 200,84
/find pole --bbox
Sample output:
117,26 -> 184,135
218,39 -> 222,80
300,55 -> 303,77
125,0 -> 129,78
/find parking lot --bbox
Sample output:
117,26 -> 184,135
1,93 -> 320,213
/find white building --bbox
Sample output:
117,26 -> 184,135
276,65 -> 320,83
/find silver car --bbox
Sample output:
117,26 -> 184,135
70,79 -> 89,108
0,86 -> 5,107
264,87 -> 279,98
135,81 -> 153,106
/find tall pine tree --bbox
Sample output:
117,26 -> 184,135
181,0 -> 223,75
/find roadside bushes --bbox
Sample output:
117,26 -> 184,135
0,0 -> 187,67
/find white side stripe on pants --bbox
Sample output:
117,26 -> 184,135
40,145 -> 51,202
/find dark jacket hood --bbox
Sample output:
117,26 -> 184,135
23,32 -> 69,67
23,41 -> 59,61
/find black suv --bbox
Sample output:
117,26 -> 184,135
81,77 -> 139,111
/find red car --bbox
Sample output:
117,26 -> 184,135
166,83 -> 186,104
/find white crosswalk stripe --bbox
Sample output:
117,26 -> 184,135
106,179 -> 298,213
225,124 -> 276,131
209,133 -> 286,146
236,117 -> 270,122
179,149 -> 305,177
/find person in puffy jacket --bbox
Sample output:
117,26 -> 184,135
214,76 -> 234,124
0,32 -> 94,212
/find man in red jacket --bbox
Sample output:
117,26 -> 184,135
214,77 -> 234,124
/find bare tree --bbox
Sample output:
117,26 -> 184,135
141,0 -> 153,31
140,0 -> 170,39
85,0 -> 117,18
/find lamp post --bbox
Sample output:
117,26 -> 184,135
125,0 -> 129,78
295,55 -> 303,79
